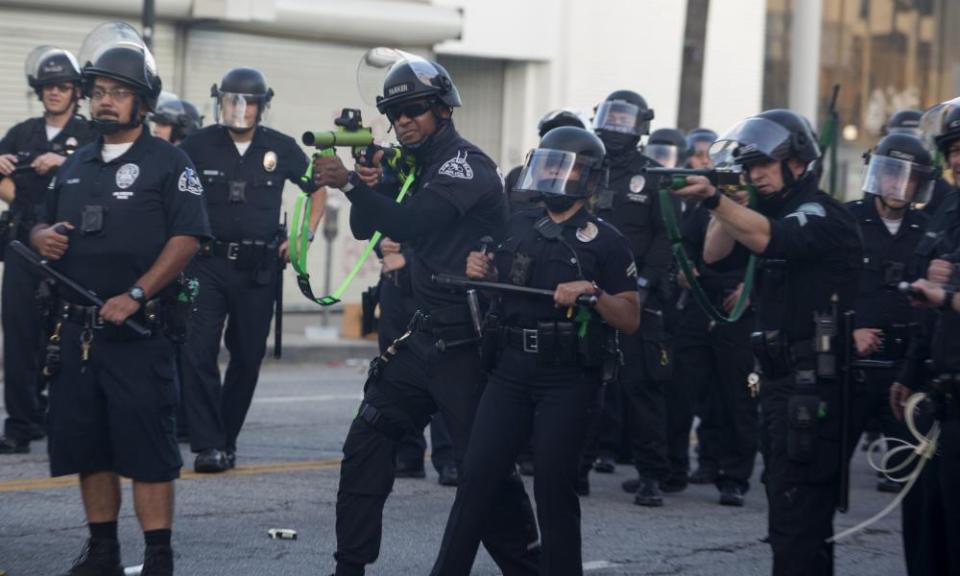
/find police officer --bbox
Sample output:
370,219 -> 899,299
845,131 -> 936,574
591,90 -> 675,505
430,126 -> 640,575
686,128 -> 719,171
643,127 -> 687,168
671,109 -> 862,575
0,46 -> 95,454
311,51 -> 540,576
178,67 -> 325,473
677,110 -> 862,576
893,97 -> 960,576
149,91 -> 203,146
652,193 -> 758,505
378,234 -> 459,486
29,22 -> 210,575
504,108 -> 586,214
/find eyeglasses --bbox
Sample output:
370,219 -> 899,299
90,87 -> 136,102
43,83 -> 75,93
385,101 -> 433,122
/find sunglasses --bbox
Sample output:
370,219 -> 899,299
43,83 -> 75,93
385,101 -> 433,122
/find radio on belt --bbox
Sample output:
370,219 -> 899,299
268,528 -> 298,540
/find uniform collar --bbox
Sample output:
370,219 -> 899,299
82,127 -> 152,165
412,123 -> 459,165
536,205 -> 591,228
217,124 -> 267,152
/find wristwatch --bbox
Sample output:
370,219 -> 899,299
341,171 -> 361,193
127,285 -> 146,304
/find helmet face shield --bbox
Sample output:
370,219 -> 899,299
215,92 -> 264,129
80,22 -> 157,83
861,155 -> 935,205
515,149 -> 600,198
710,117 -> 794,166
26,46 -> 81,87
644,144 -> 679,168
593,100 -> 644,136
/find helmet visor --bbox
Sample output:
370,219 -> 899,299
516,149 -> 594,197
643,144 -> 679,168
709,117 -> 793,166
214,92 -> 265,129
25,46 -> 79,85
593,101 -> 646,135
861,155 -> 935,204
79,22 -> 157,80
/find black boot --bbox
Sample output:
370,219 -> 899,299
141,544 -> 174,576
194,448 -> 230,473
61,537 -> 124,576
0,435 -> 29,454
633,477 -> 663,507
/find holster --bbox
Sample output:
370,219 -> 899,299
751,330 -> 792,378
479,312 -> 501,372
787,368 -> 820,464
361,284 -> 380,337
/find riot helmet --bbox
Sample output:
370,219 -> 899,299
644,128 -> 687,168
79,22 -> 162,134
515,126 -> 607,210
925,97 -> 960,156
685,127 -> 717,168
212,67 -> 273,131
593,90 -> 655,154
150,92 -> 203,143
882,109 -> 922,137
538,109 -> 586,138
711,109 -> 819,167
368,50 -> 461,114
861,132 -> 938,207
25,46 -> 82,99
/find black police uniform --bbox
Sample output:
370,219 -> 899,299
671,203 -> 758,493
897,189 -> 960,576
845,197 -> 929,574
375,243 -> 456,477
594,149 -> 674,484
431,206 -> 637,576
332,125 -> 540,576
0,114 -> 94,450
922,177 -> 956,217
41,129 -> 210,481
750,176 -> 862,576
178,124 -> 312,457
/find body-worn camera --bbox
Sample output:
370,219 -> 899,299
80,205 -> 105,235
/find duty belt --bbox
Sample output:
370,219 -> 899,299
199,239 -> 279,261
504,327 -> 541,353
55,298 -> 162,339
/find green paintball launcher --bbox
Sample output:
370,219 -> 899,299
302,108 -> 376,159
300,107 -> 412,186
641,166 -> 748,194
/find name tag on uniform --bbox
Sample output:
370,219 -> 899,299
626,192 -> 649,204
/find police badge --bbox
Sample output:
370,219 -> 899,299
263,150 -> 278,172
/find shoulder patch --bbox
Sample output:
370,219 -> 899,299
438,151 -> 474,180
178,167 -> 203,195
785,202 -> 826,227
795,202 -> 826,217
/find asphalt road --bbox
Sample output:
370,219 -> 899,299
0,362 -> 906,575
